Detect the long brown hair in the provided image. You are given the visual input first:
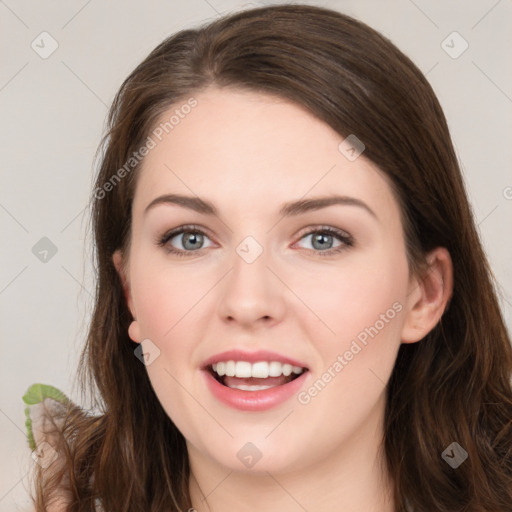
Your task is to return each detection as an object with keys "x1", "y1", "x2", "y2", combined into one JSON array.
[{"x1": 32, "y1": 4, "x2": 512, "y2": 511}]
